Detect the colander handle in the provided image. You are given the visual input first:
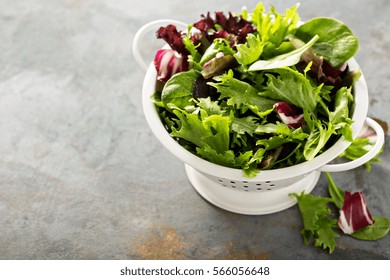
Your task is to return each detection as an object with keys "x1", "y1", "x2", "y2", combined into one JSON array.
[
  {"x1": 132, "y1": 19, "x2": 188, "y2": 73},
  {"x1": 318, "y1": 117, "x2": 385, "y2": 172}
]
